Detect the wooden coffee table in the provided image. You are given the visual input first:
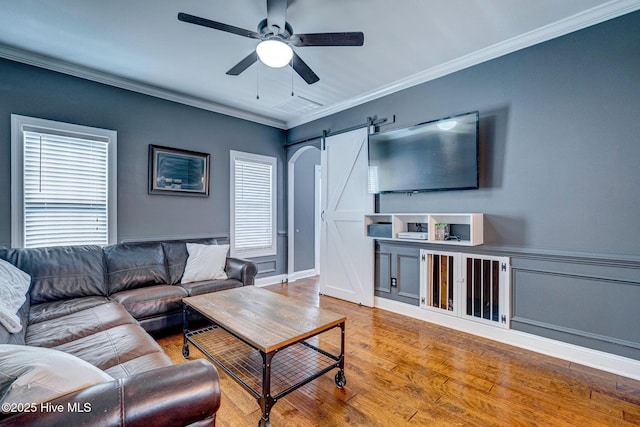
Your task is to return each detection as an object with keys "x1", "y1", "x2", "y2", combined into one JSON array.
[{"x1": 182, "y1": 286, "x2": 347, "y2": 427}]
